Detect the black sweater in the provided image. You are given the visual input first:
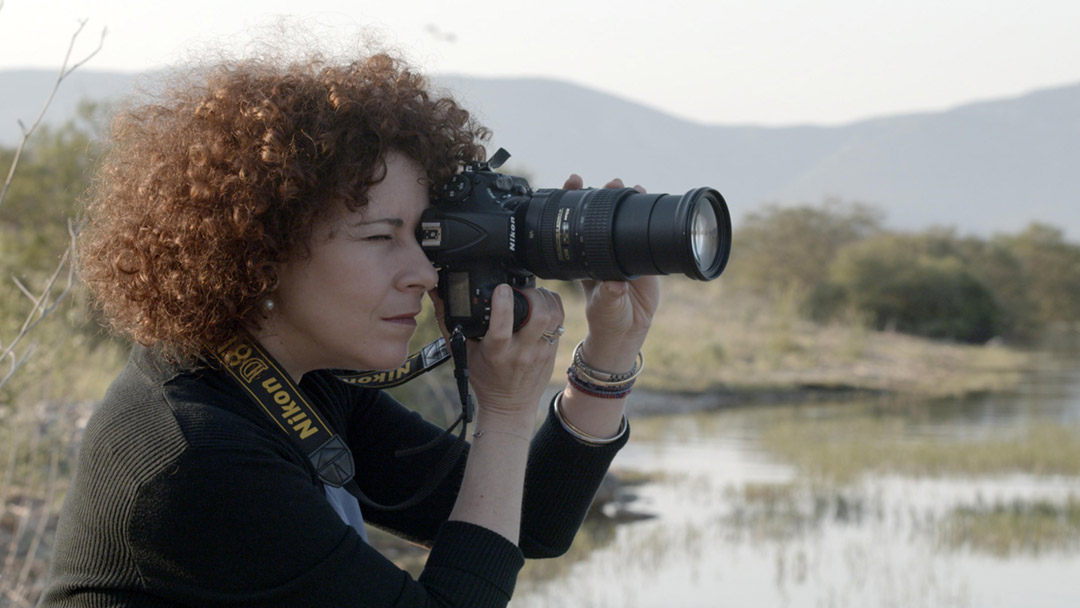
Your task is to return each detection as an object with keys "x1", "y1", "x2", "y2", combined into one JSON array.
[{"x1": 42, "y1": 345, "x2": 626, "y2": 607}]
